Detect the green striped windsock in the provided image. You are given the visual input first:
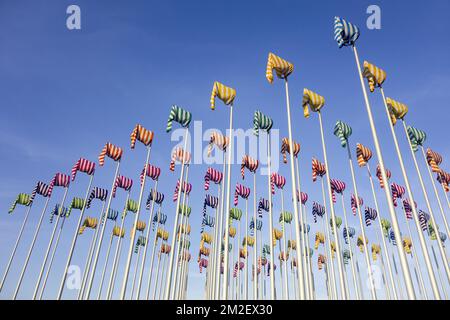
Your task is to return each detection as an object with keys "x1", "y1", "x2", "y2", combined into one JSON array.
[
  {"x1": 67, "y1": 197, "x2": 85, "y2": 217},
  {"x1": 333, "y1": 120, "x2": 353, "y2": 148},
  {"x1": 407, "y1": 126, "x2": 427, "y2": 152},
  {"x1": 8, "y1": 193, "x2": 31, "y2": 214},
  {"x1": 166, "y1": 105, "x2": 192, "y2": 132},
  {"x1": 253, "y1": 111, "x2": 273, "y2": 136}
]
